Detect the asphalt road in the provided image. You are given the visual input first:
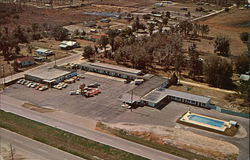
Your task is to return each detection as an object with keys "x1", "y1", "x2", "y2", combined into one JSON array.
[
  {"x1": 0, "y1": 94, "x2": 185, "y2": 160},
  {"x1": 0, "y1": 128, "x2": 85, "y2": 160}
]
